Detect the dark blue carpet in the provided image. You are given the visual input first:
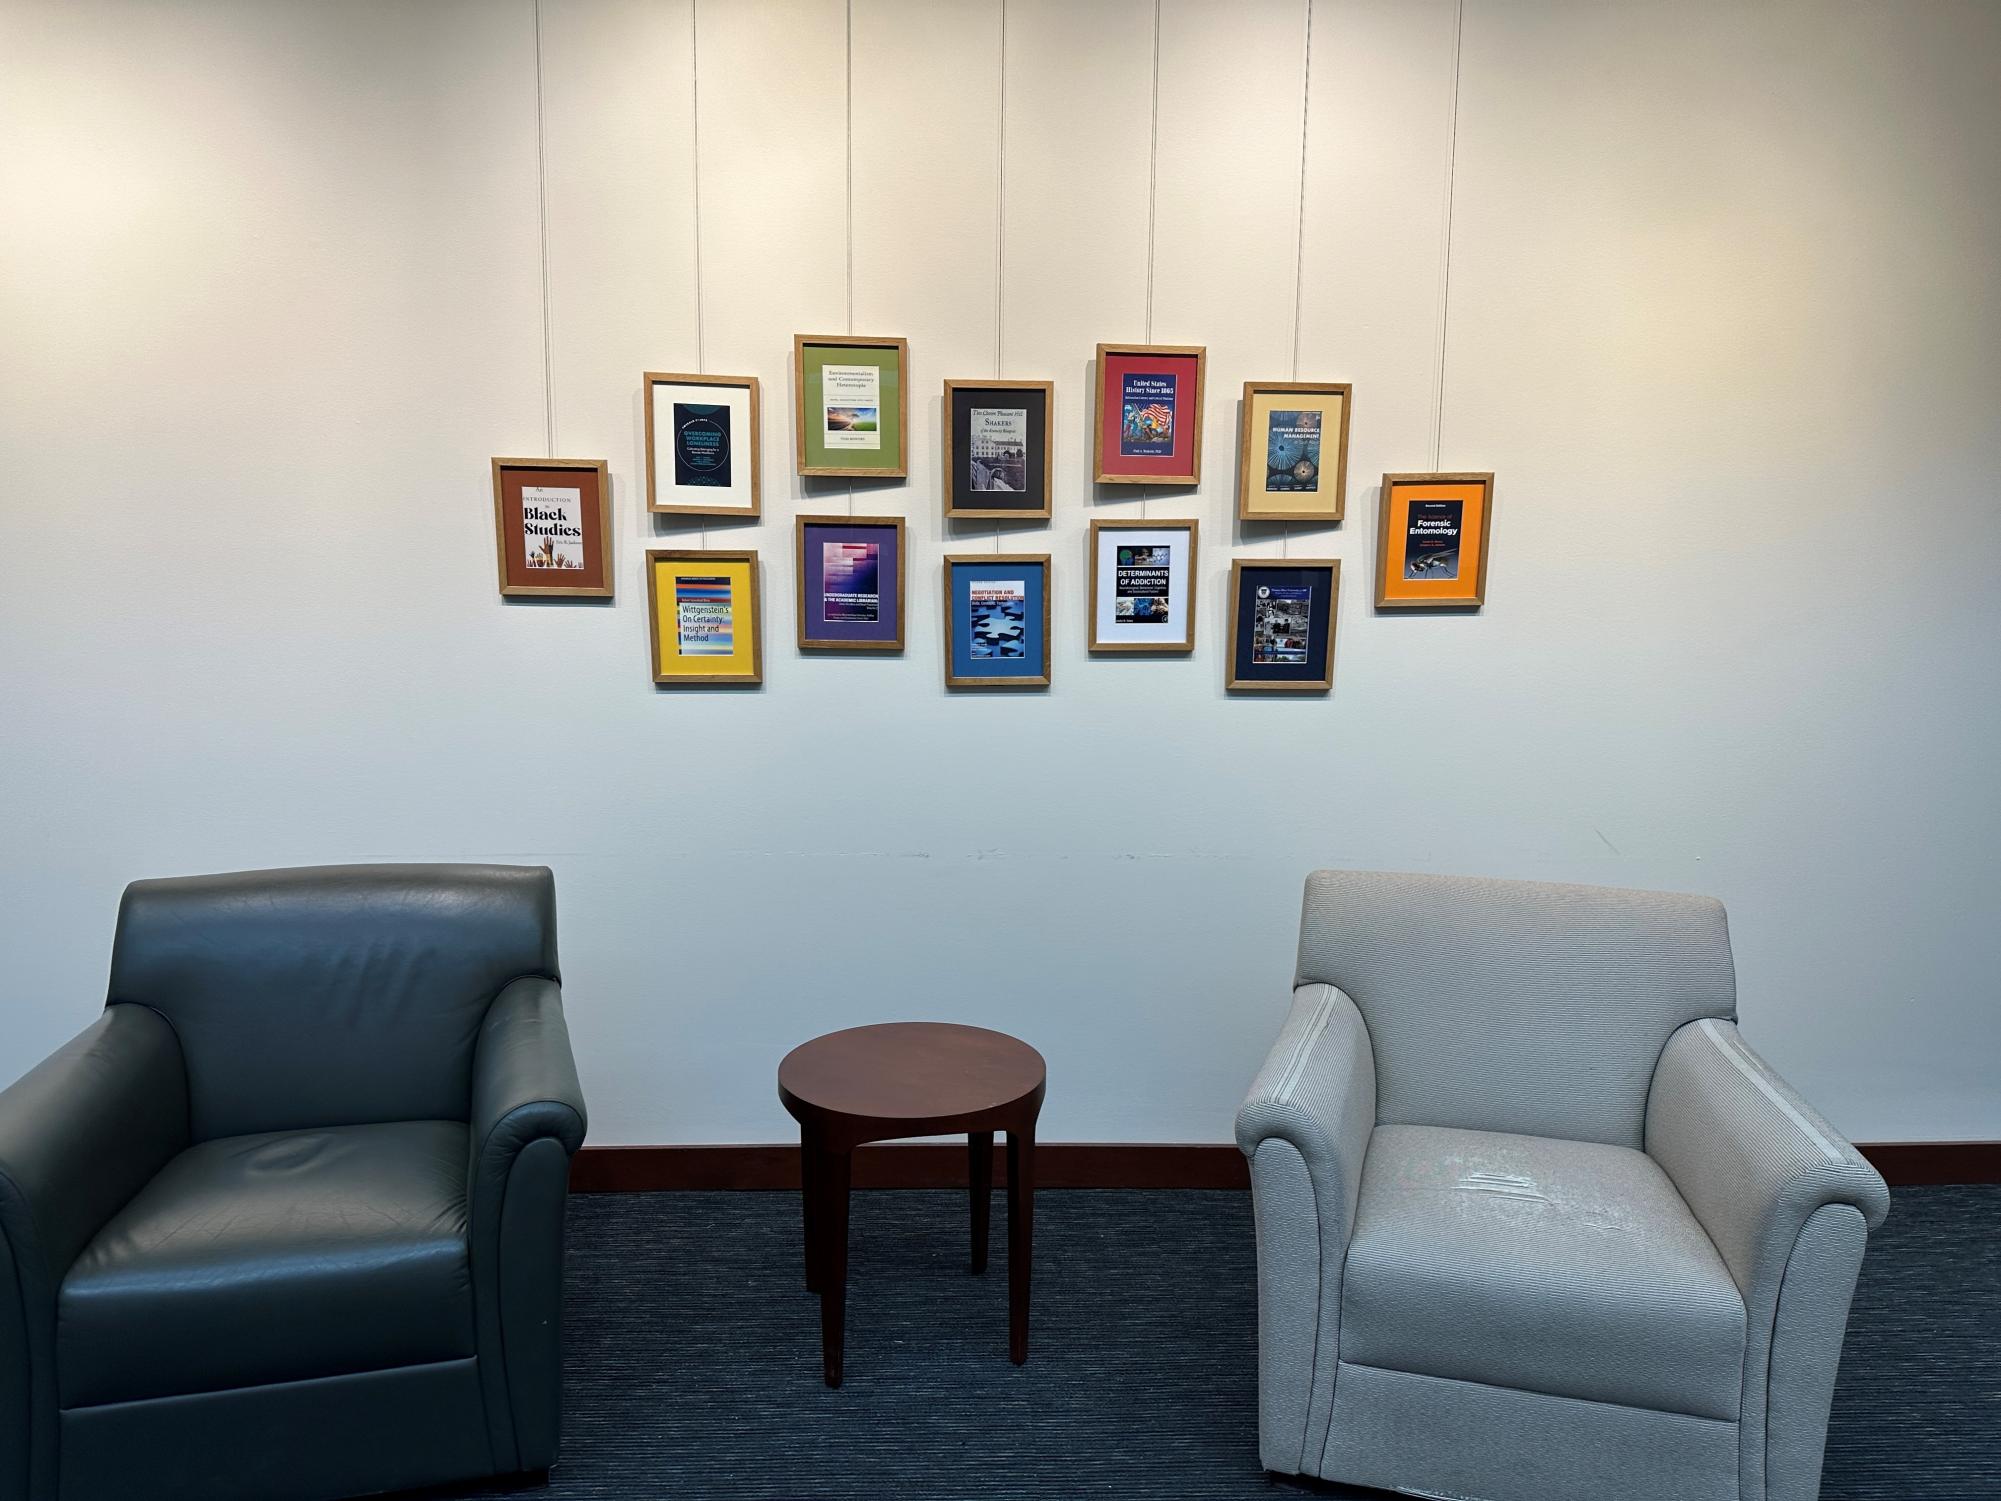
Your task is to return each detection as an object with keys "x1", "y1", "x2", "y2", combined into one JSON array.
[{"x1": 452, "y1": 1185, "x2": 1998, "y2": 1500}]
